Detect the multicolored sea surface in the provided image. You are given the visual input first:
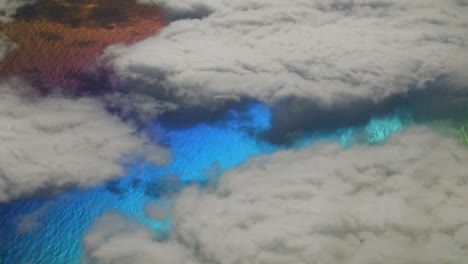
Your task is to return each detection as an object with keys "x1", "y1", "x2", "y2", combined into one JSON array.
[
  {"x1": 0, "y1": 1, "x2": 467, "y2": 263},
  {"x1": 0, "y1": 0, "x2": 165, "y2": 93}
]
